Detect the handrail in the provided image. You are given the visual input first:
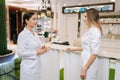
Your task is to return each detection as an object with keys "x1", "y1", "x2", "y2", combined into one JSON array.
[{"x1": 45, "y1": 43, "x2": 120, "y2": 59}]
